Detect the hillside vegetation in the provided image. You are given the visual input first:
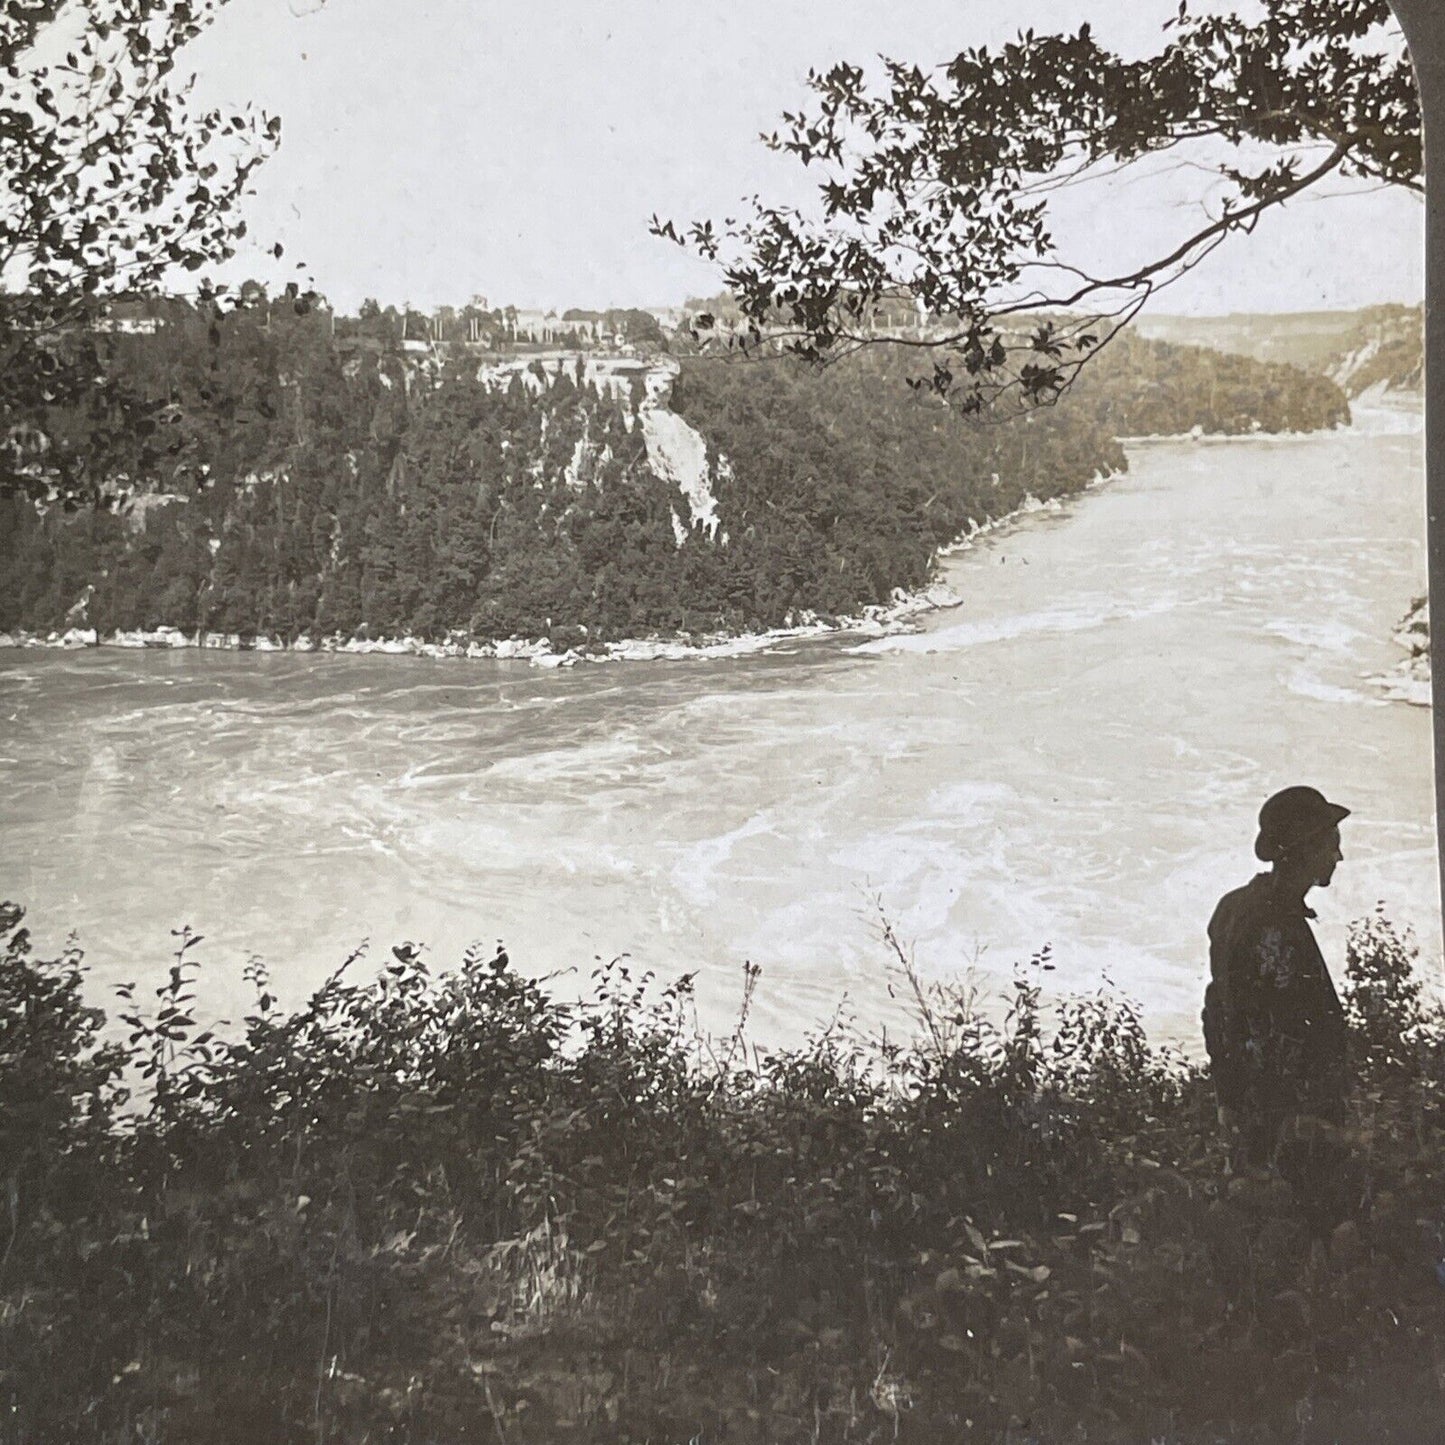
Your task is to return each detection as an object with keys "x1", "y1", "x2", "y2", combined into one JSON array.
[
  {"x1": 3, "y1": 901, "x2": 1442, "y2": 1443},
  {"x1": 0, "y1": 300, "x2": 1346, "y2": 647},
  {"x1": 1136, "y1": 305, "x2": 1423, "y2": 397}
]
